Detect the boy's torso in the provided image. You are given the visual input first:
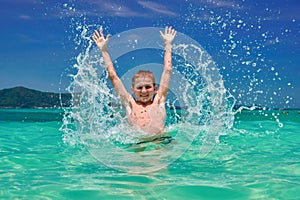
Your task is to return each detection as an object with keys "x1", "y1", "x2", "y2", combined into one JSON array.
[{"x1": 126, "y1": 97, "x2": 166, "y2": 134}]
